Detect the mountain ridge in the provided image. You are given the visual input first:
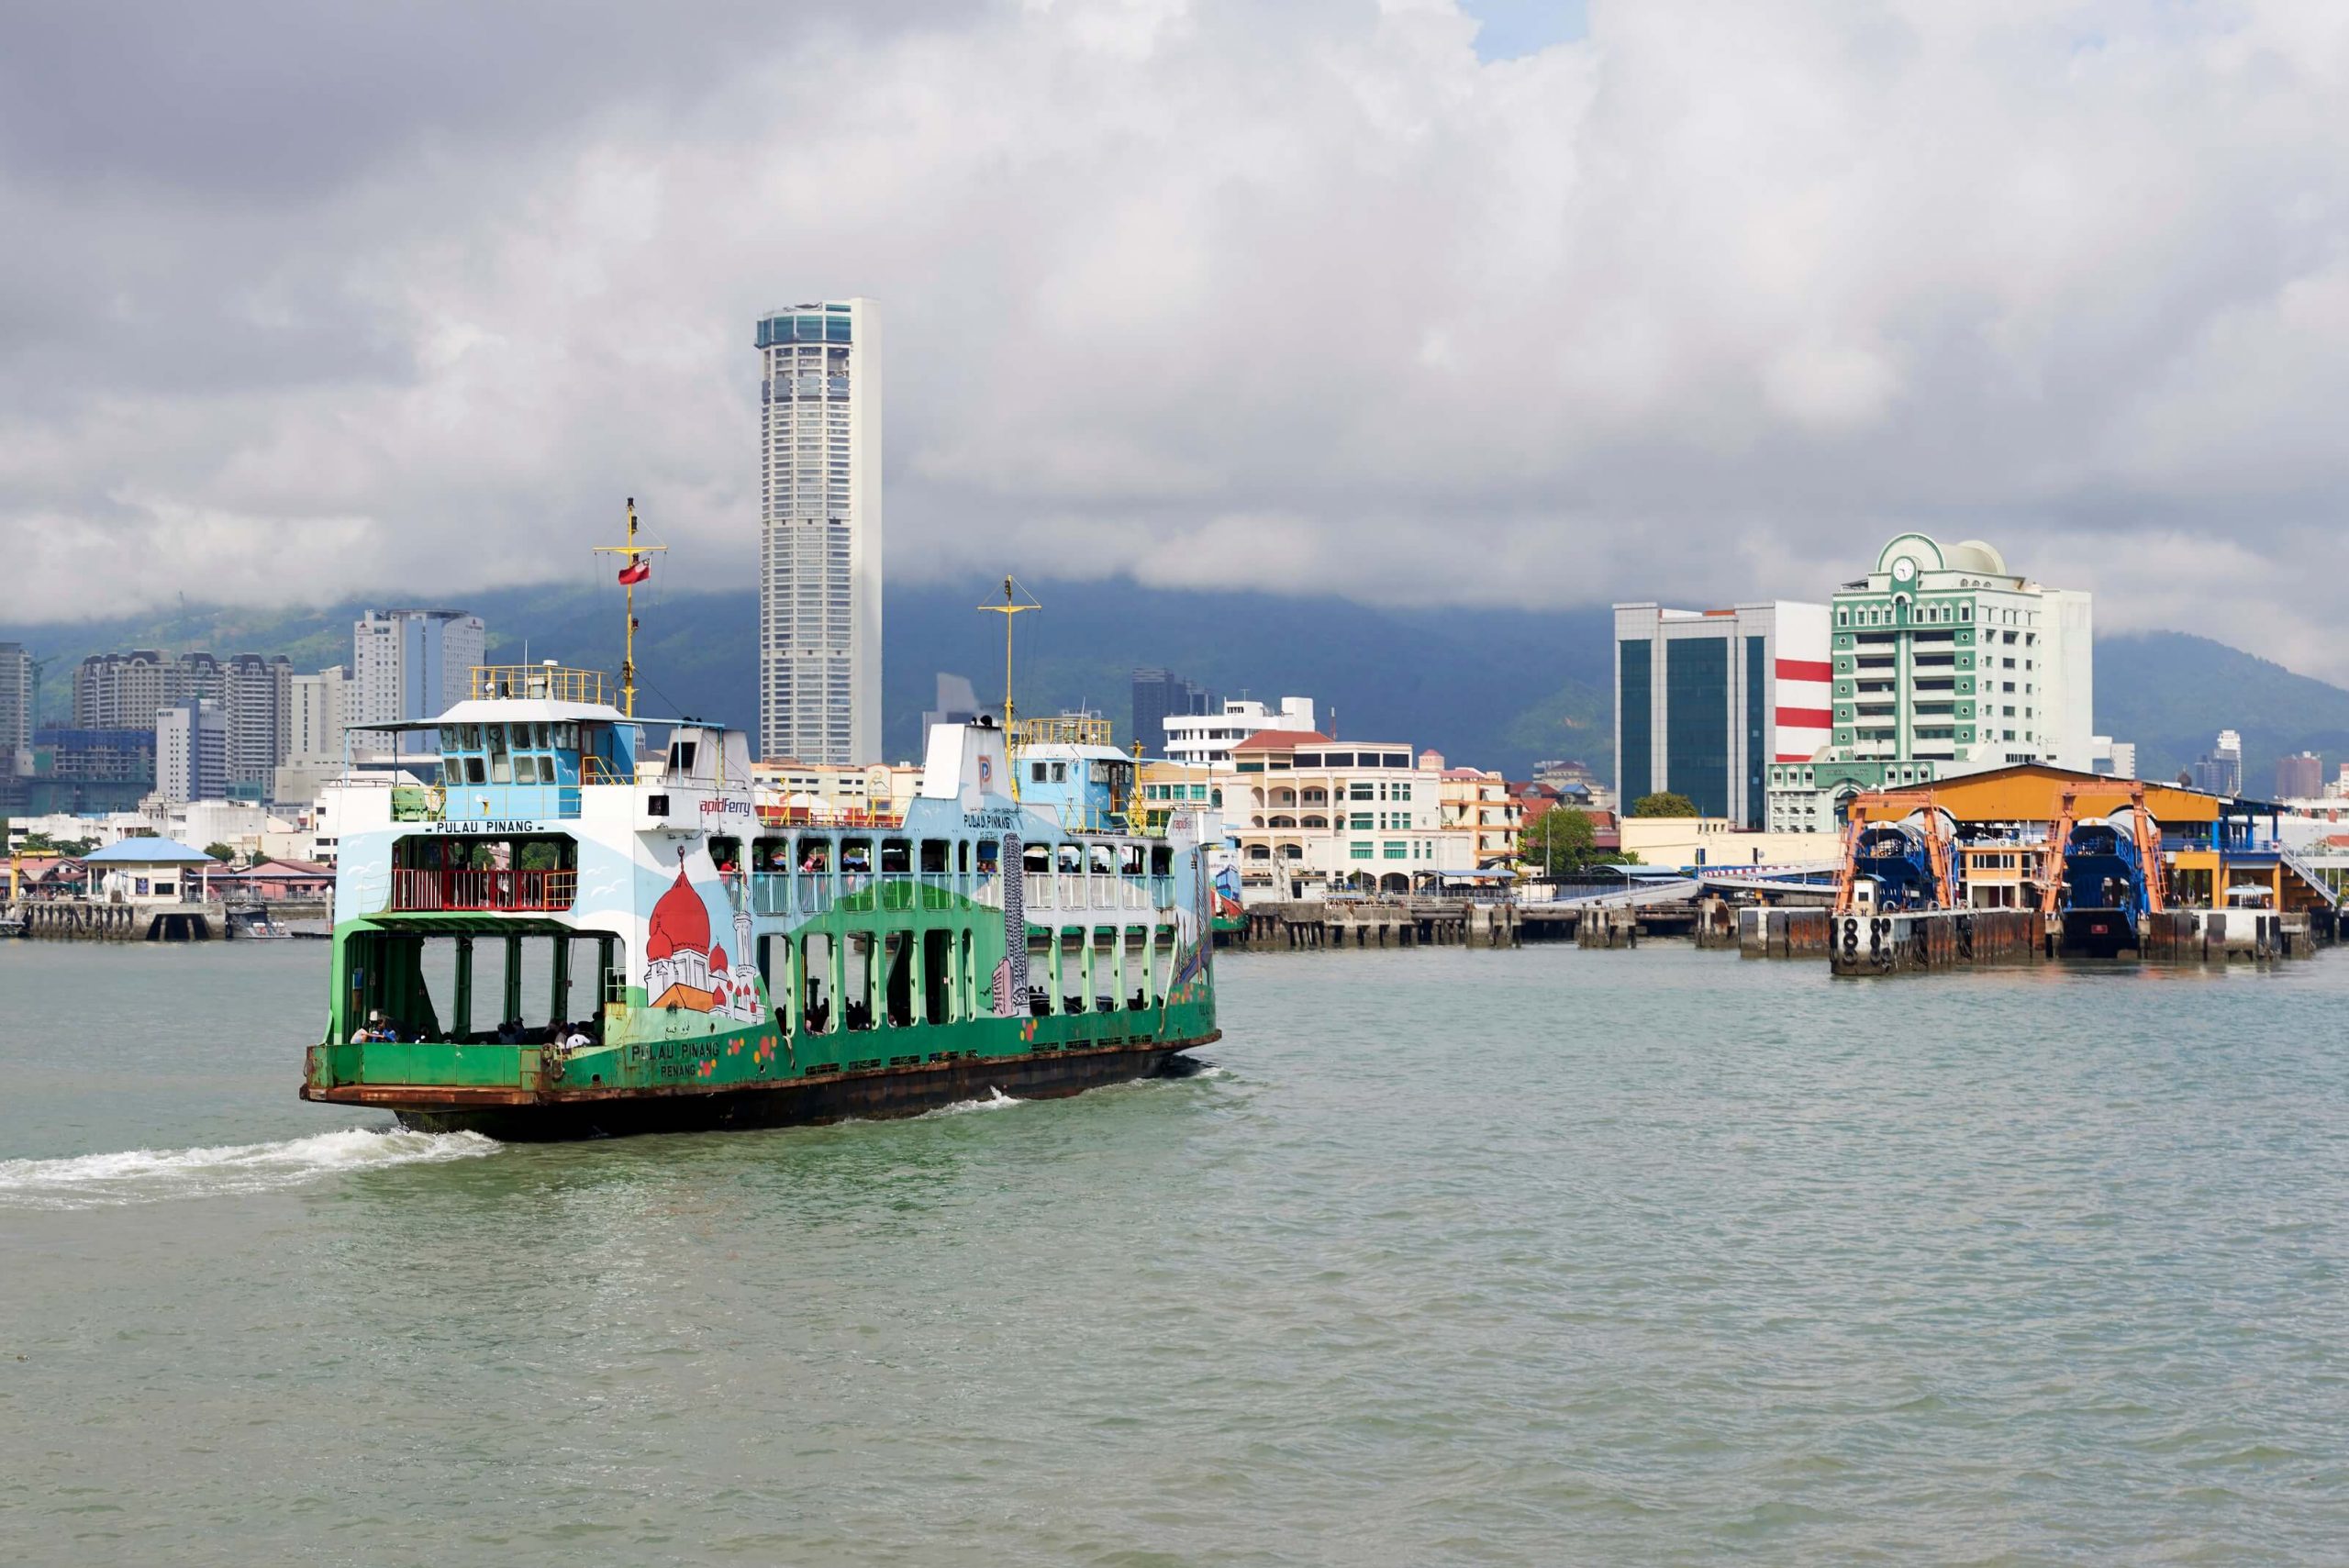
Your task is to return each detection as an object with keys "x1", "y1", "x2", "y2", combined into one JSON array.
[{"x1": 6, "y1": 588, "x2": 2339, "y2": 789}]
